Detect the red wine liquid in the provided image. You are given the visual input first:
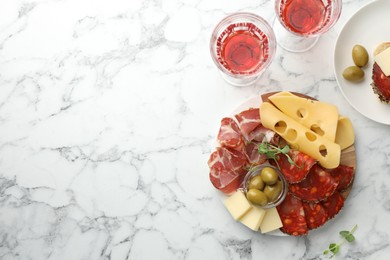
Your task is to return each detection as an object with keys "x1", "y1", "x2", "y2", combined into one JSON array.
[
  {"x1": 216, "y1": 23, "x2": 269, "y2": 75},
  {"x1": 280, "y1": 0, "x2": 330, "y2": 35}
]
